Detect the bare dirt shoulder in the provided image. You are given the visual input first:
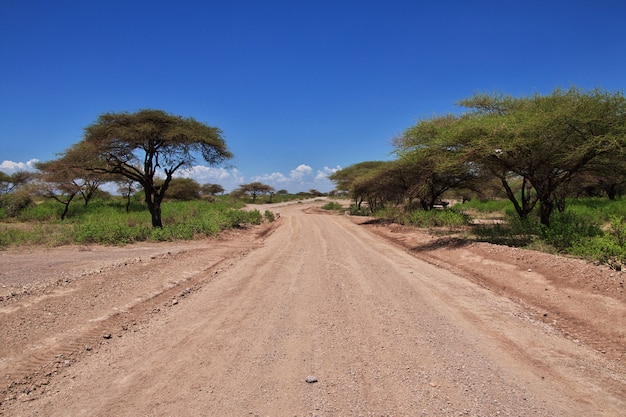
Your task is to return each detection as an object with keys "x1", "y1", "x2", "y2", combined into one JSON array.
[
  {"x1": 0, "y1": 224, "x2": 277, "y2": 407},
  {"x1": 355, "y1": 217, "x2": 626, "y2": 362}
]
